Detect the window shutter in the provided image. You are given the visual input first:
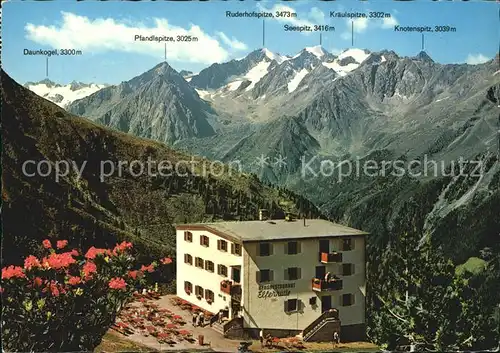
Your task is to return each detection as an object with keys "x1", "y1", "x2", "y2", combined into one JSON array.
[
  {"x1": 284, "y1": 269, "x2": 289, "y2": 280},
  {"x1": 270, "y1": 270, "x2": 274, "y2": 281},
  {"x1": 256, "y1": 271, "x2": 261, "y2": 283},
  {"x1": 231, "y1": 243, "x2": 235, "y2": 254},
  {"x1": 297, "y1": 267, "x2": 302, "y2": 279},
  {"x1": 351, "y1": 264, "x2": 355, "y2": 275},
  {"x1": 284, "y1": 300, "x2": 288, "y2": 312},
  {"x1": 297, "y1": 242, "x2": 302, "y2": 254},
  {"x1": 269, "y1": 243, "x2": 273, "y2": 256},
  {"x1": 284, "y1": 243, "x2": 289, "y2": 255},
  {"x1": 217, "y1": 240, "x2": 221, "y2": 250}
]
